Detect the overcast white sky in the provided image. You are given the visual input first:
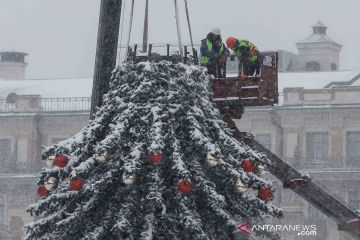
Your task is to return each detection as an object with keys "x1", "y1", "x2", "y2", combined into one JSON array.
[{"x1": 1, "y1": 0, "x2": 360, "y2": 79}]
